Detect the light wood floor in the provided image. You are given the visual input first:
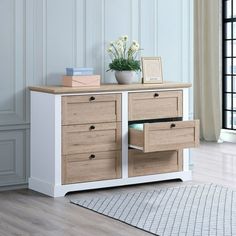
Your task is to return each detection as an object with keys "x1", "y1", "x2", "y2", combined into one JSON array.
[
  {"x1": 192, "y1": 142, "x2": 236, "y2": 190},
  {"x1": 1, "y1": 142, "x2": 236, "y2": 236}
]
